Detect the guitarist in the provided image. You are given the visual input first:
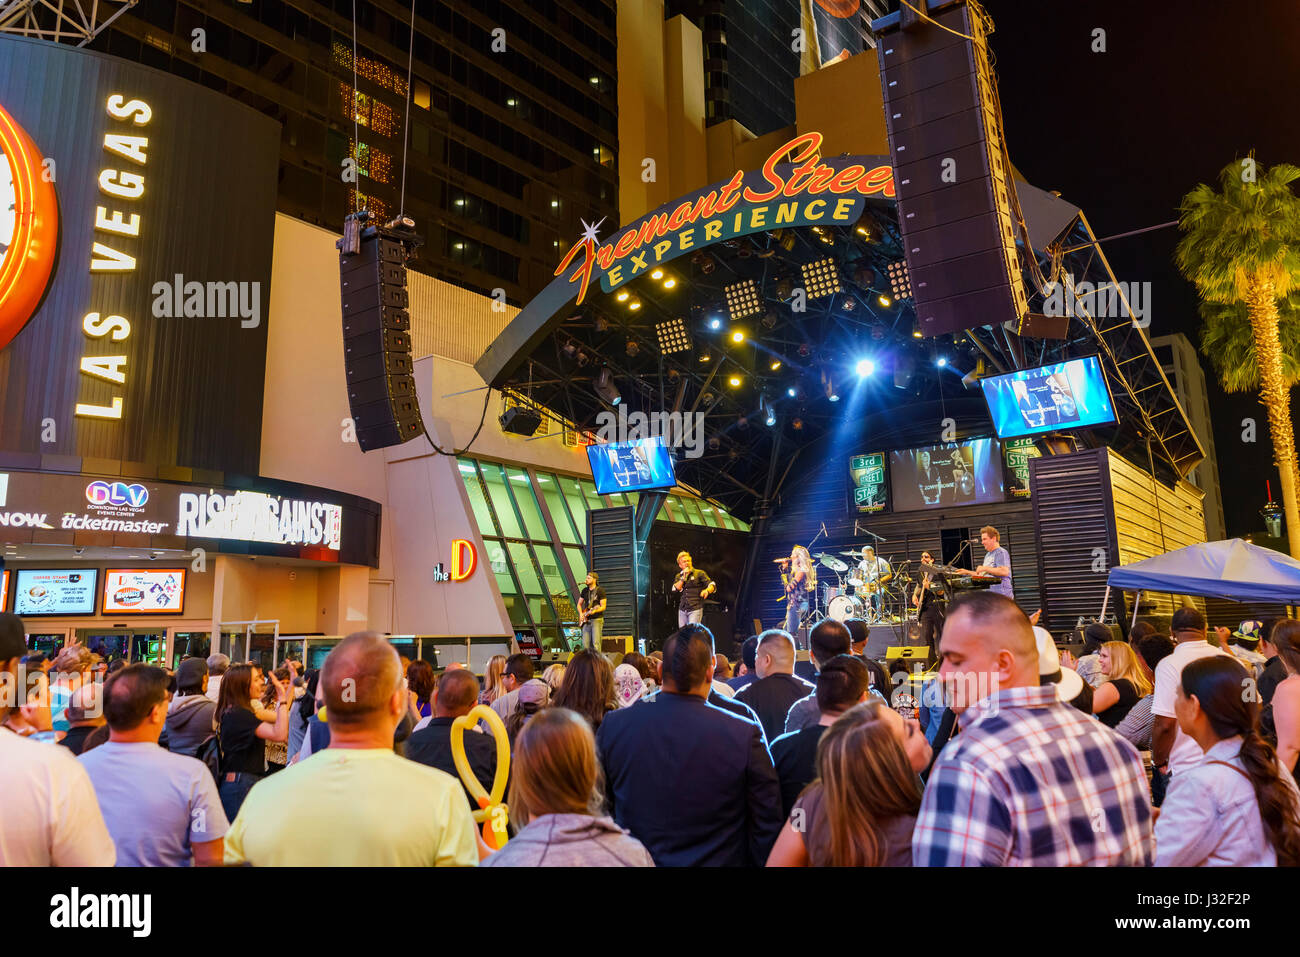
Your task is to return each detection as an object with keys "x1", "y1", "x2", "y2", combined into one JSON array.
[{"x1": 577, "y1": 572, "x2": 607, "y2": 653}]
